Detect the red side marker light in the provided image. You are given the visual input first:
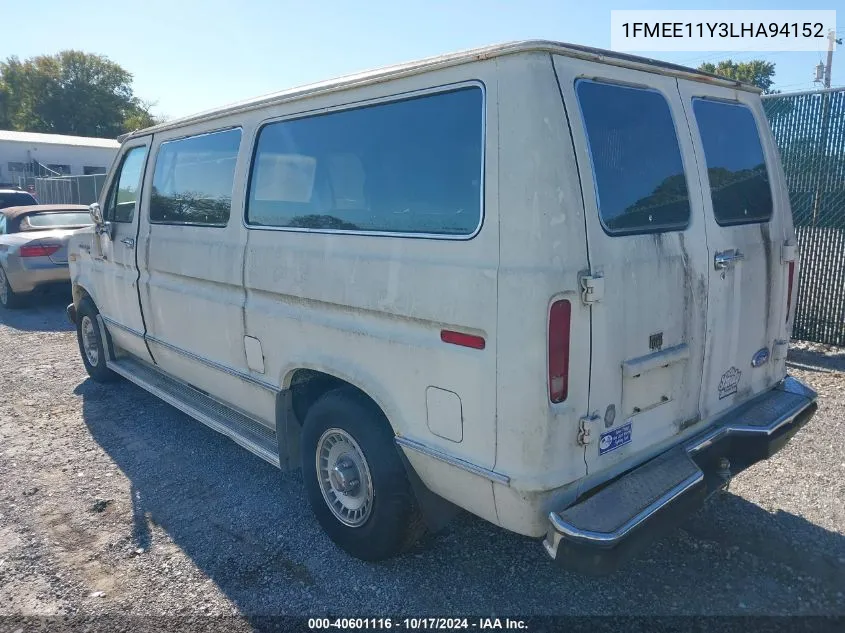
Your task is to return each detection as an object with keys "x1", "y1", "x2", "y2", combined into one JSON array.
[{"x1": 441, "y1": 330, "x2": 485, "y2": 350}]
